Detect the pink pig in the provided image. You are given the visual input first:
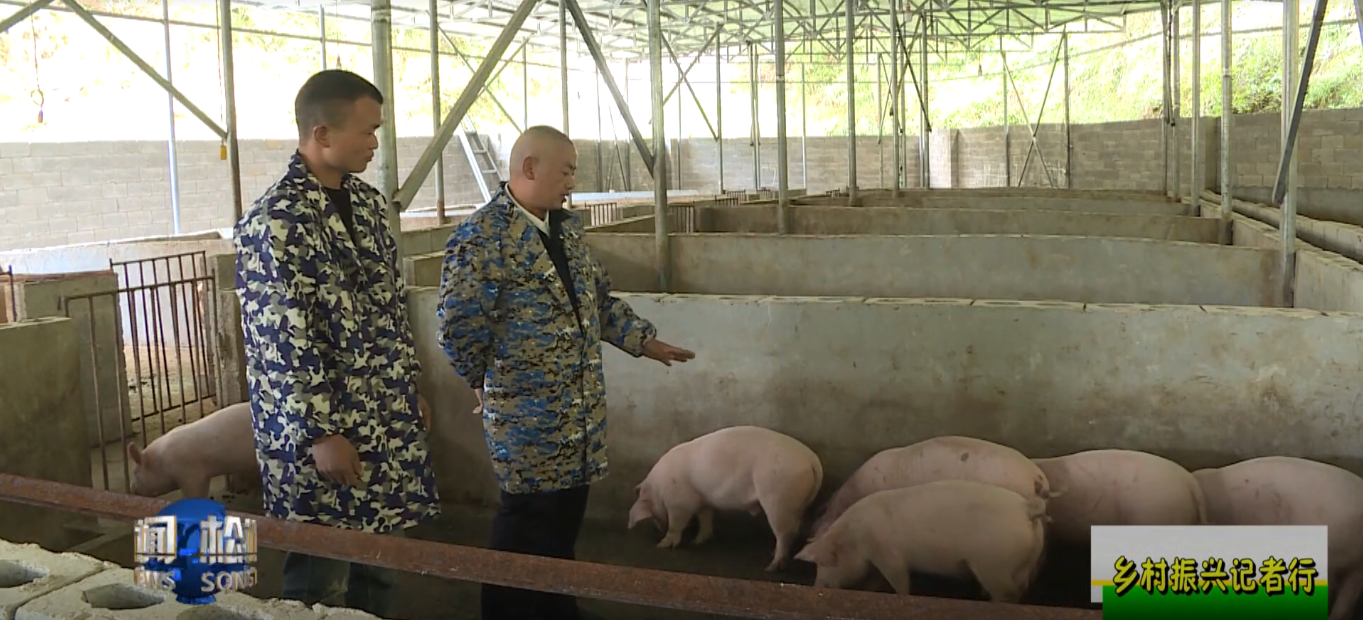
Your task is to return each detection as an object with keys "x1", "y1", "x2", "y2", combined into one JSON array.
[
  {"x1": 1193, "y1": 456, "x2": 1363, "y2": 620},
  {"x1": 628, "y1": 425, "x2": 824, "y2": 572},
  {"x1": 125, "y1": 402, "x2": 260, "y2": 498},
  {"x1": 1032, "y1": 449, "x2": 1207, "y2": 544},
  {"x1": 794, "y1": 479, "x2": 1050, "y2": 602},
  {"x1": 809, "y1": 435, "x2": 1053, "y2": 542}
]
